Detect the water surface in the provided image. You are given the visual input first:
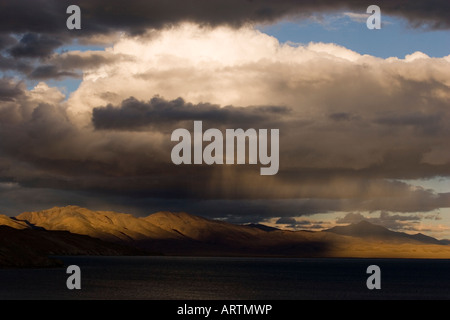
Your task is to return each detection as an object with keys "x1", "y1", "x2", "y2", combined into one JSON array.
[{"x1": 0, "y1": 256, "x2": 448, "y2": 300}]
